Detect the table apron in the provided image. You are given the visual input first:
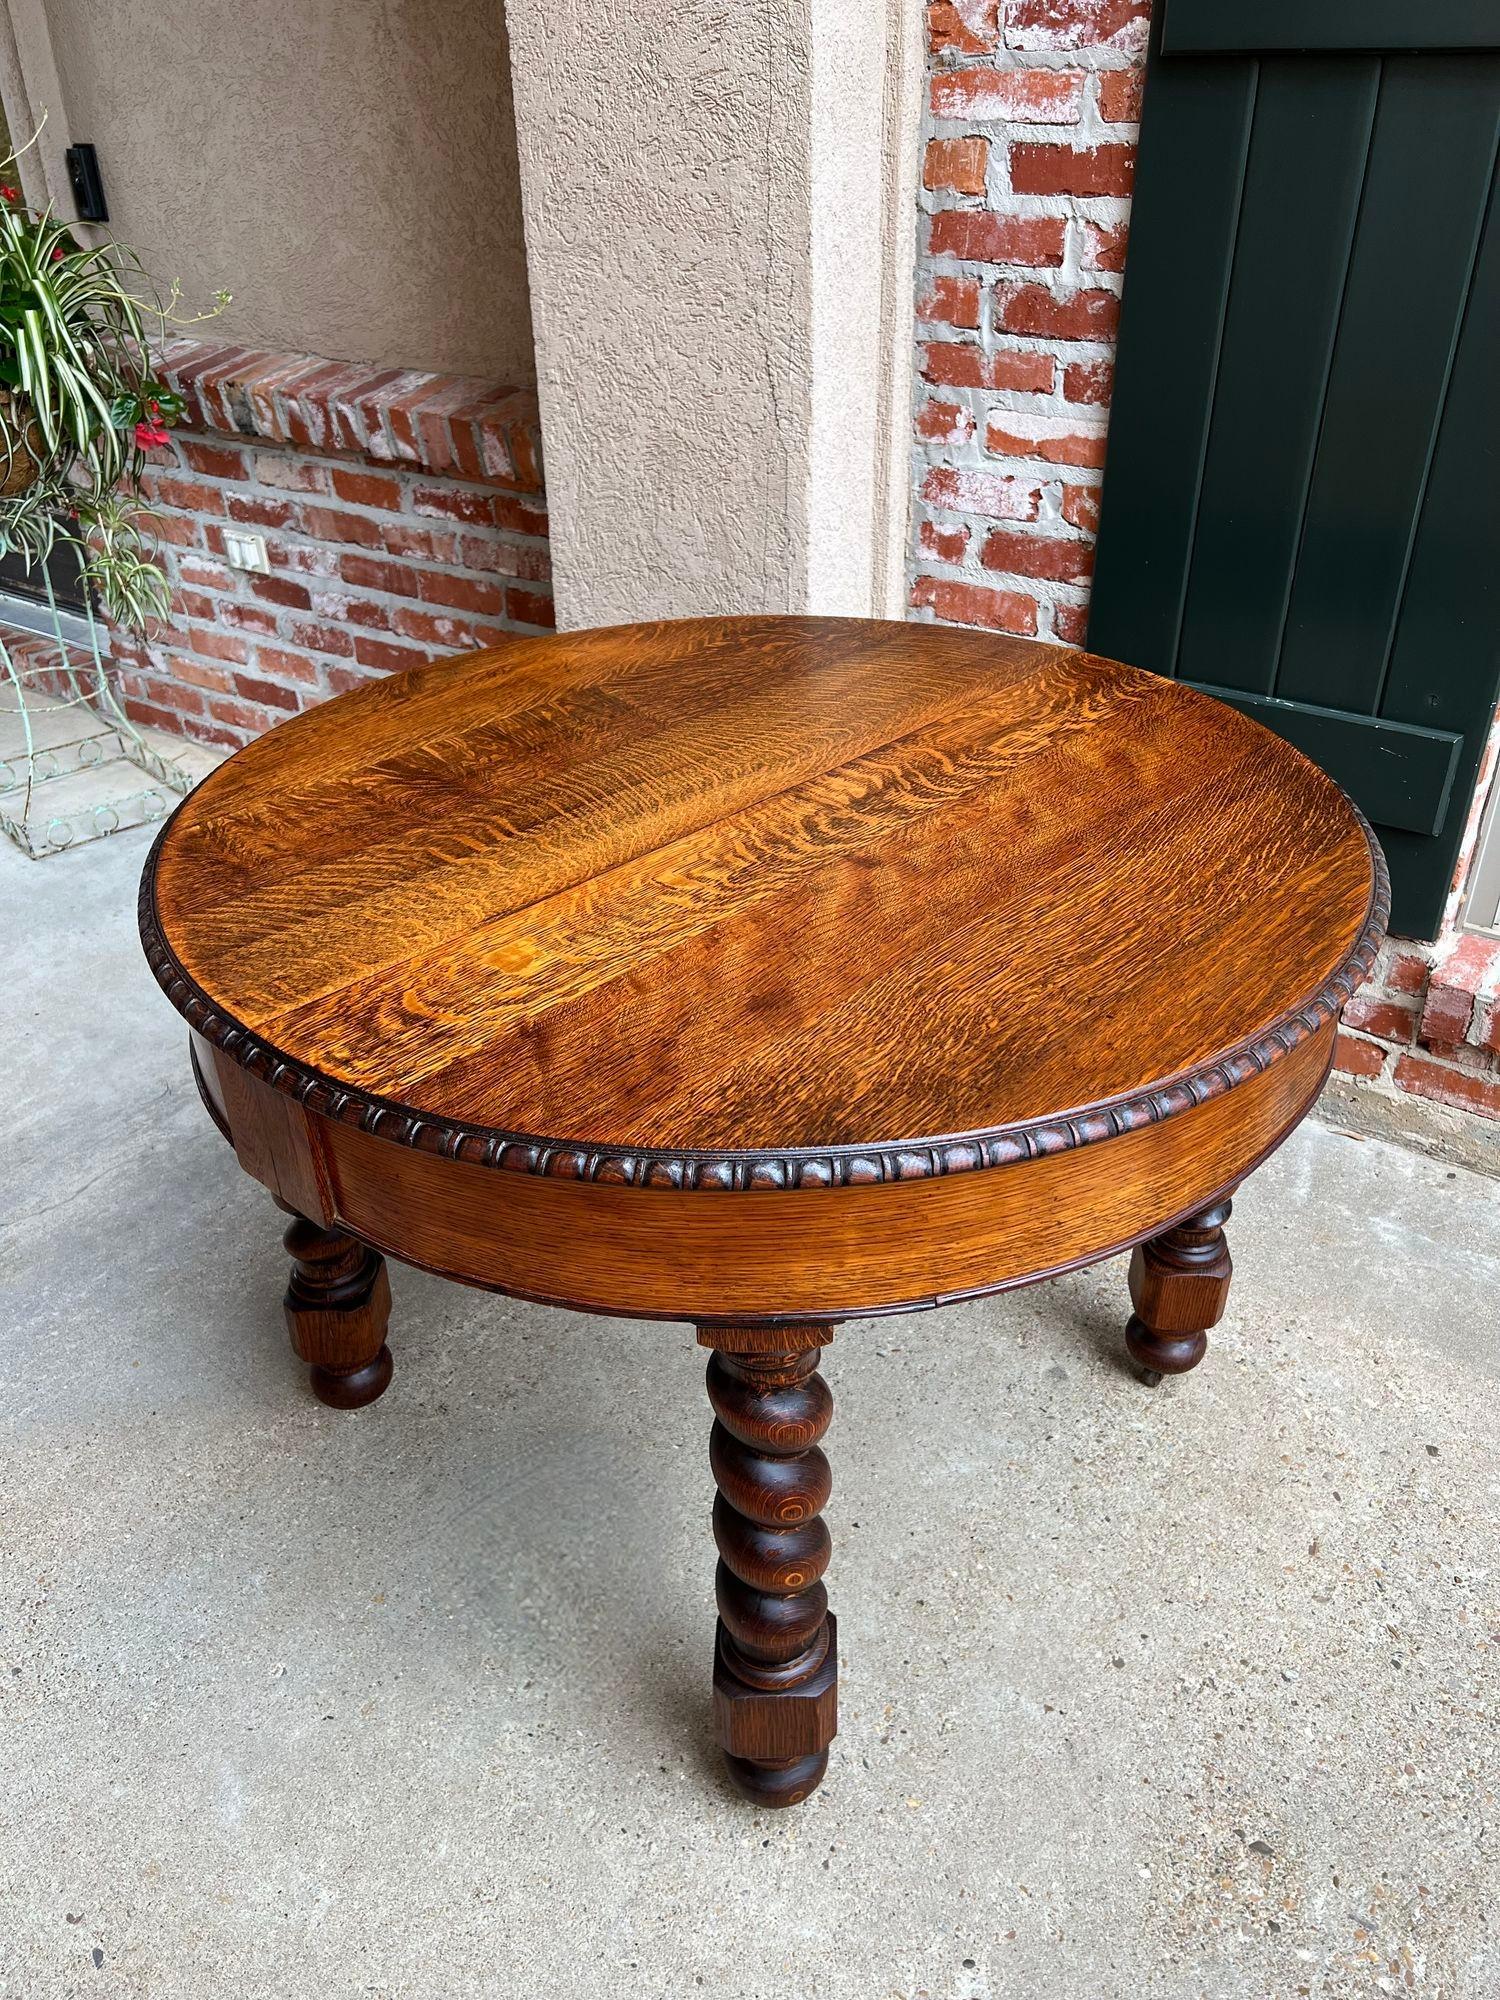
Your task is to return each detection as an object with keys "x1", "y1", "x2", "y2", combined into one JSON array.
[{"x1": 194, "y1": 1020, "x2": 1334, "y2": 1324}]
